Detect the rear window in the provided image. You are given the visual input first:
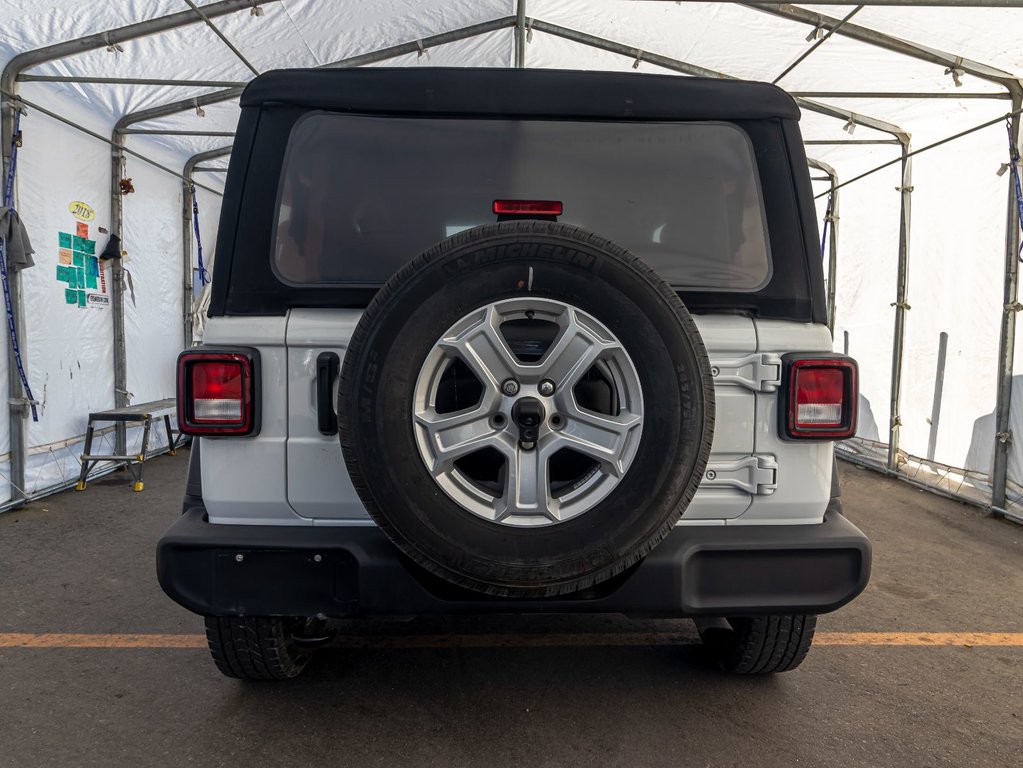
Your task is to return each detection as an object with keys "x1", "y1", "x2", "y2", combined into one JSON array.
[{"x1": 272, "y1": 114, "x2": 771, "y2": 291}]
